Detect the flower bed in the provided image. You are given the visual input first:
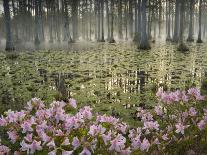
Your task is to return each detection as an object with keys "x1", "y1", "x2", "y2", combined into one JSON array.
[{"x1": 0, "y1": 88, "x2": 207, "y2": 154}]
